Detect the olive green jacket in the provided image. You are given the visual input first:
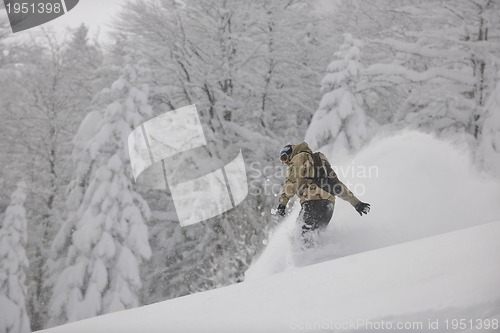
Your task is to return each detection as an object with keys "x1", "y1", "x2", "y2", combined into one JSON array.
[{"x1": 278, "y1": 142, "x2": 361, "y2": 207}]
